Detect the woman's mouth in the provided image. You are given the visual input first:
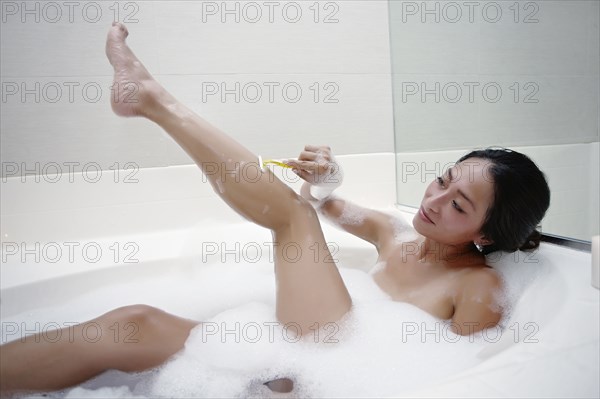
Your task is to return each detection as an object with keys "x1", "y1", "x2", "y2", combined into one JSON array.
[{"x1": 419, "y1": 206, "x2": 435, "y2": 224}]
